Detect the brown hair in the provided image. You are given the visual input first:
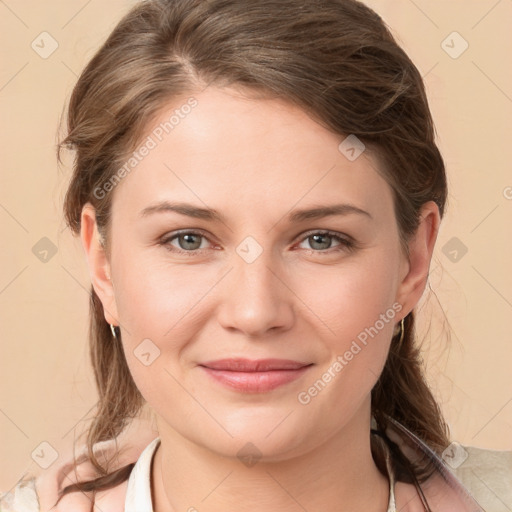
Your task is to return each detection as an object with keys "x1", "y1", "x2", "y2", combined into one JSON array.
[{"x1": 57, "y1": 0, "x2": 450, "y2": 504}]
